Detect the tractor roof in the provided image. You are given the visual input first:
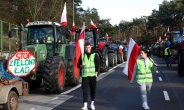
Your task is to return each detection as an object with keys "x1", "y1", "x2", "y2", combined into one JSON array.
[{"x1": 25, "y1": 21, "x2": 60, "y2": 27}]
